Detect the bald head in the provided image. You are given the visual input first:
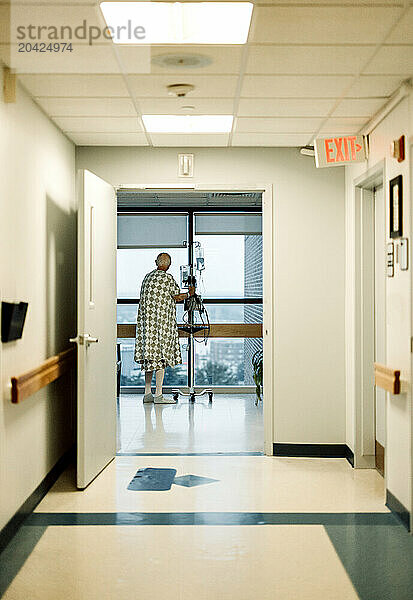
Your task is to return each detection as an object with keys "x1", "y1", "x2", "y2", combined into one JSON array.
[{"x1": 156, "y1": 252, "x2": 171, "y2": 271}]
